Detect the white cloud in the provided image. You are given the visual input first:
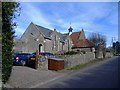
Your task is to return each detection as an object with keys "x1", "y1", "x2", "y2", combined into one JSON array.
[
  {"x1": 21, "y1": 3, "x2": 53, "y2": 29},
  {"x1": 15, "y1": 2, "x2": 55, "y2": 37},
  {"x1": 15, "y1": 26, "x2": 25, "y2": 38},
  {"x1": 57, "y1": 19, "x2": 63, "y2": 23},
  {"x1": 15, "y1": 2, "x2": 118, "y2": 46},
  {"x1": 74, "y1": 3, "x2": 112, "y2": 21},
  {"x1": 49, "y1": 2, "x2": 118, "y2": 34}
]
